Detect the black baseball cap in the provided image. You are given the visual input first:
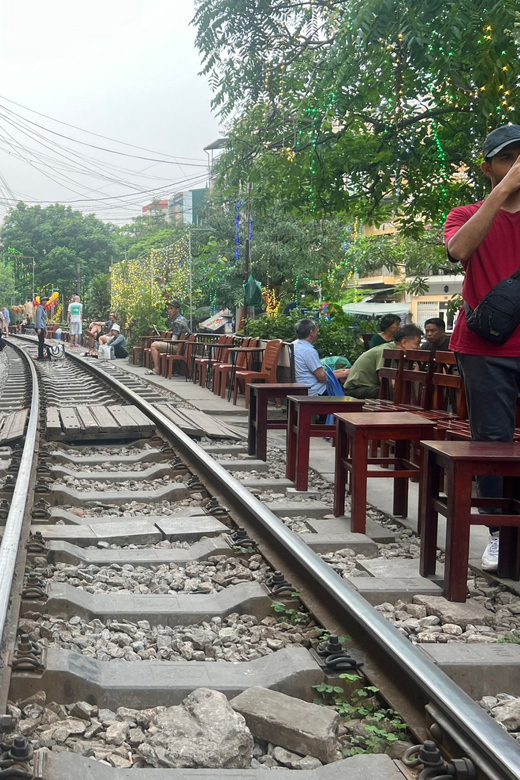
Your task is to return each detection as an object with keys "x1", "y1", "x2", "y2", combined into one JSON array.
[{"x1": 483, "y1": 124, "x2": 520, "y2": 159}]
